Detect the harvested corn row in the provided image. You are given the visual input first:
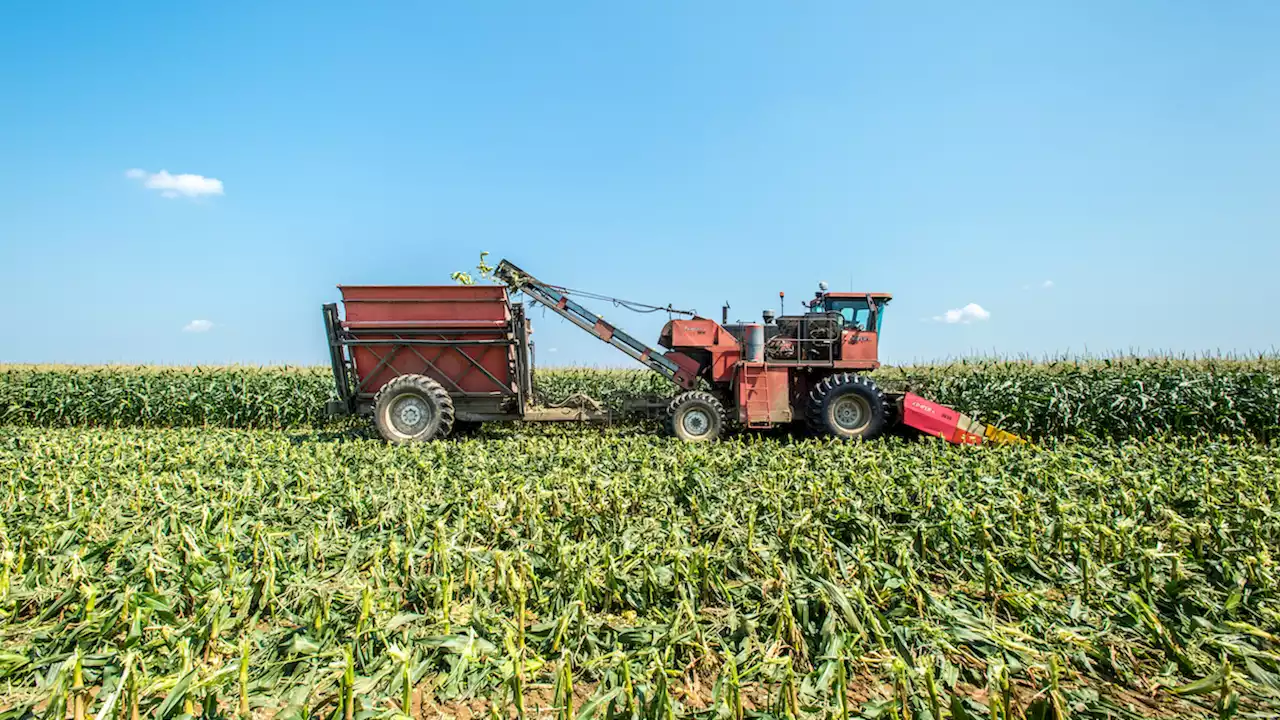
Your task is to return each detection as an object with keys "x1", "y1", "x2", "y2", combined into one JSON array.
[{"x1": 0, "y1": 425, "x2": 1277, "y2": 717}]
